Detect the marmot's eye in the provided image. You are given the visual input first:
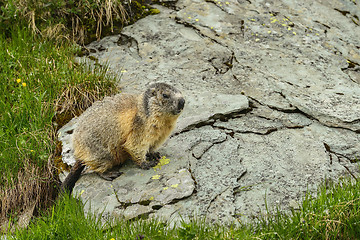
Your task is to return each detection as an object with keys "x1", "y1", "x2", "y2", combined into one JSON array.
[{"x1": 162, "y1": 93, "x2": 169, "y2": 99}]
